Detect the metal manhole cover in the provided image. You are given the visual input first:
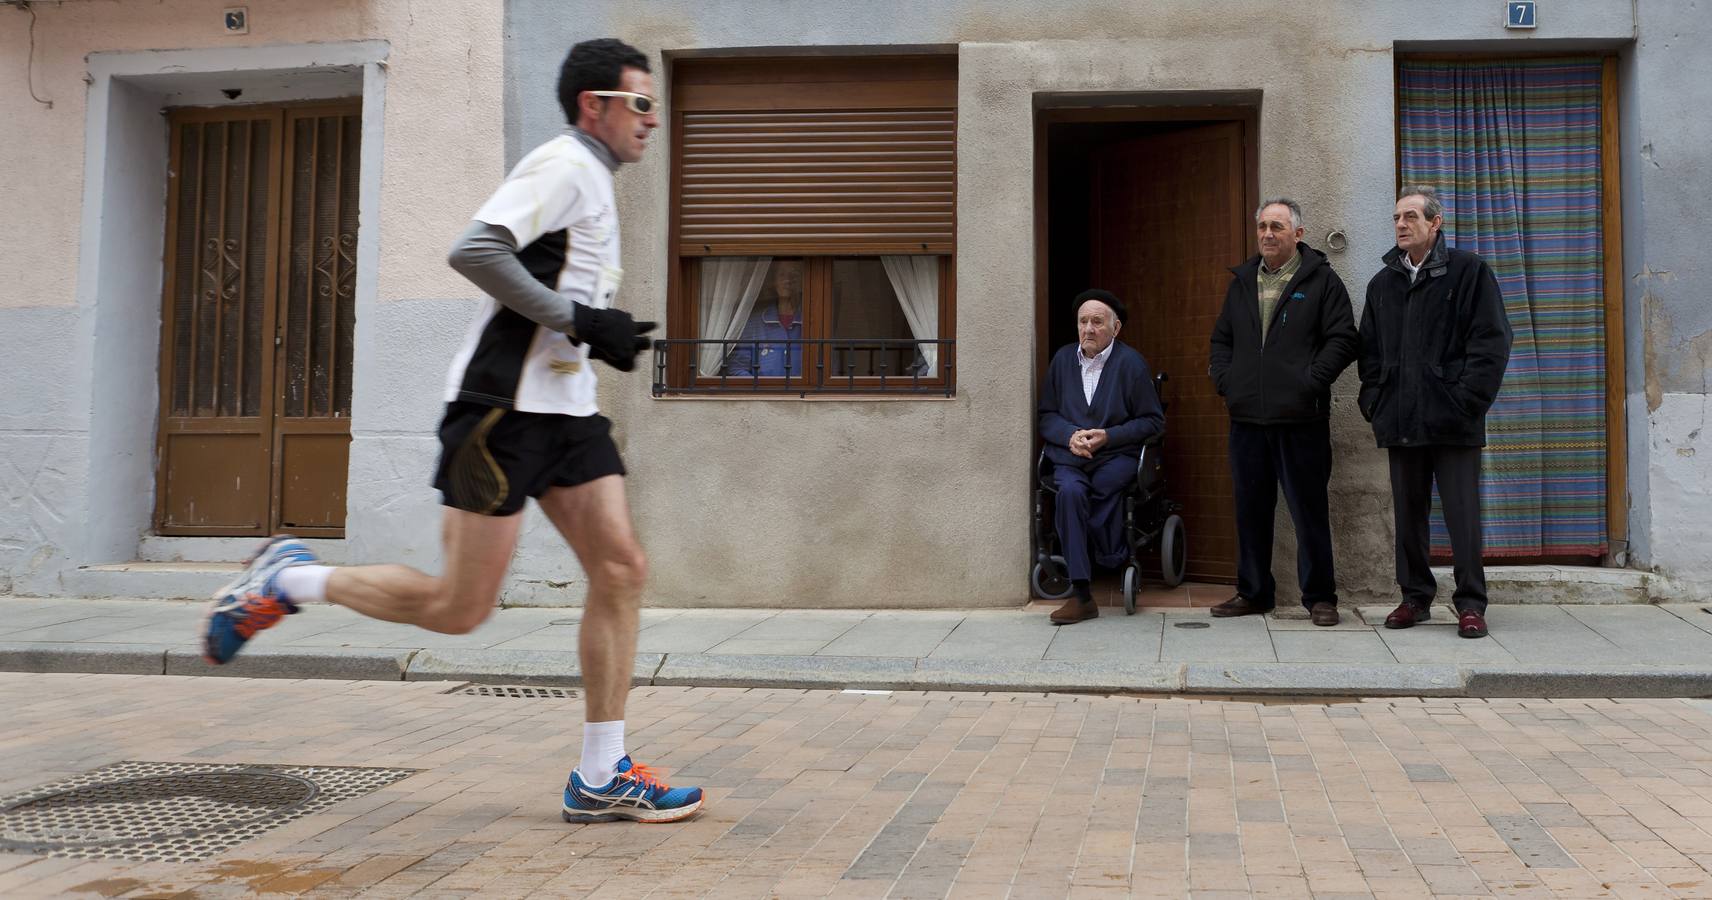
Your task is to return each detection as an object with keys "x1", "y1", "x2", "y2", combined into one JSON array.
[
  {"x1": 0, "y1": 762, "x2": 415, "y2": 862},
  {"x1": 452, "y1": 684, "x2": 577, "y2": 699}
]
